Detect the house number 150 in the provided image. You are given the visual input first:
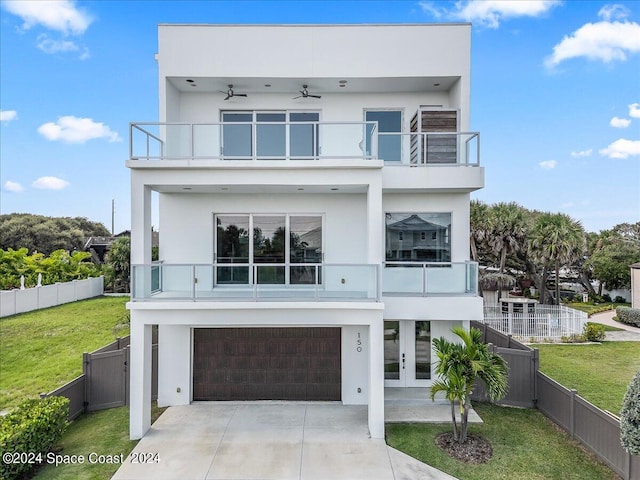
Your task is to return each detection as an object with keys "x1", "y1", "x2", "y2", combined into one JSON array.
[{"x1": 356, "y1": 332, "x2": 363, "y2": 352}]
